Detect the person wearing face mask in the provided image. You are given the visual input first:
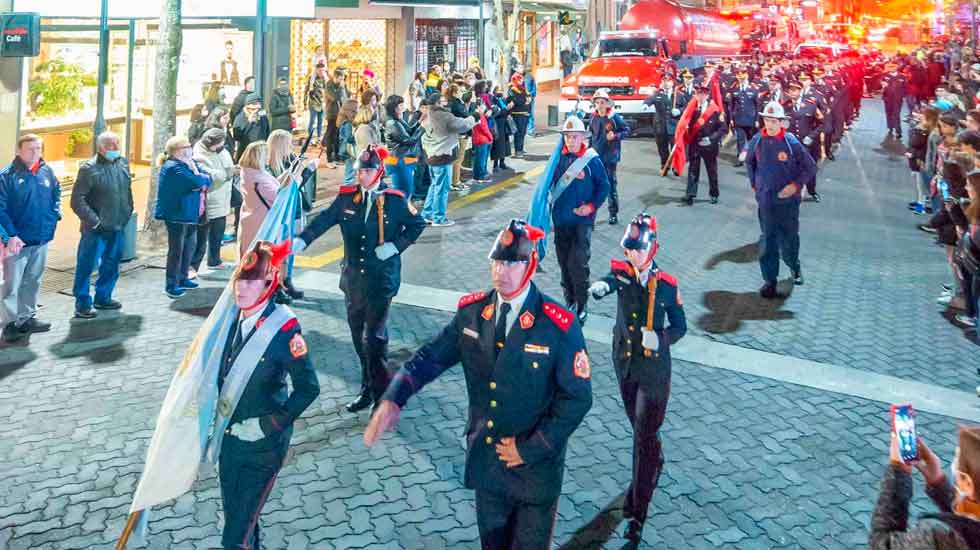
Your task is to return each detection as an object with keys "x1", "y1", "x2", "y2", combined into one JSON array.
[
  {"x1": 883, "y1": 63, "x2": 908, "y2": 141},
  {"x1": 217, "y1": 239, "x2": 319, "y2": 550},
  {"x1": 0, "y1": 134, "x2": 60, "y2": 342},
  {"x1": 190, "y1": 129, "x2": 236, "y2": 276},
  {"x1": 365, "y1": 219, "x2": 592, "y2": 550},
  {"x1": 154, "y1": 136, "x2": 212, "y2": 299},
  {"x1": 588, "y1": 213, "x2": 685, "y2": 549},
  {"x1": 70, "y1": 131, "x2": 134, "y2": 319},
  {"x1": 293, "y1": 145, "x2": 426, "y2": 413},
  {"x1": 870, "y1": 425, "x2": 980, "y2": 549}
]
